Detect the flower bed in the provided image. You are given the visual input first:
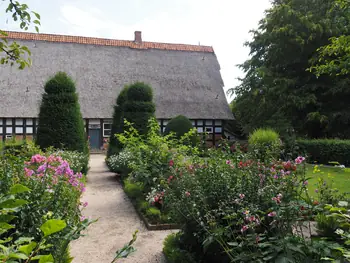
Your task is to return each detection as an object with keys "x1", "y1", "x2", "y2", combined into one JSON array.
[{"x1": 0, "y1": 146, "x2": 93, "y2": 261}]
